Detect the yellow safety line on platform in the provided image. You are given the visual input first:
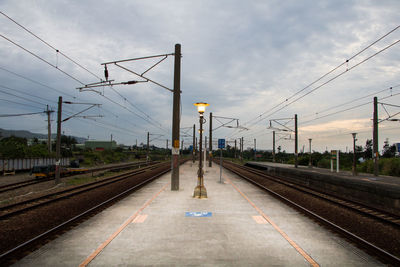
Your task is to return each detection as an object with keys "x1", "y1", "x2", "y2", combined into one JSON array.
[
  {"x1": 132, "y1": 214, "x2": 148, "y2": 223},
  {"x1": 252, "y1": 215, "x2": 268, "y2": 224},
  {"x1": 79, "y1": 183, "x2": 169, "y2": 267},
  {"x1": 226, "y1": 178, "x2": 320, "y2": 267}
]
